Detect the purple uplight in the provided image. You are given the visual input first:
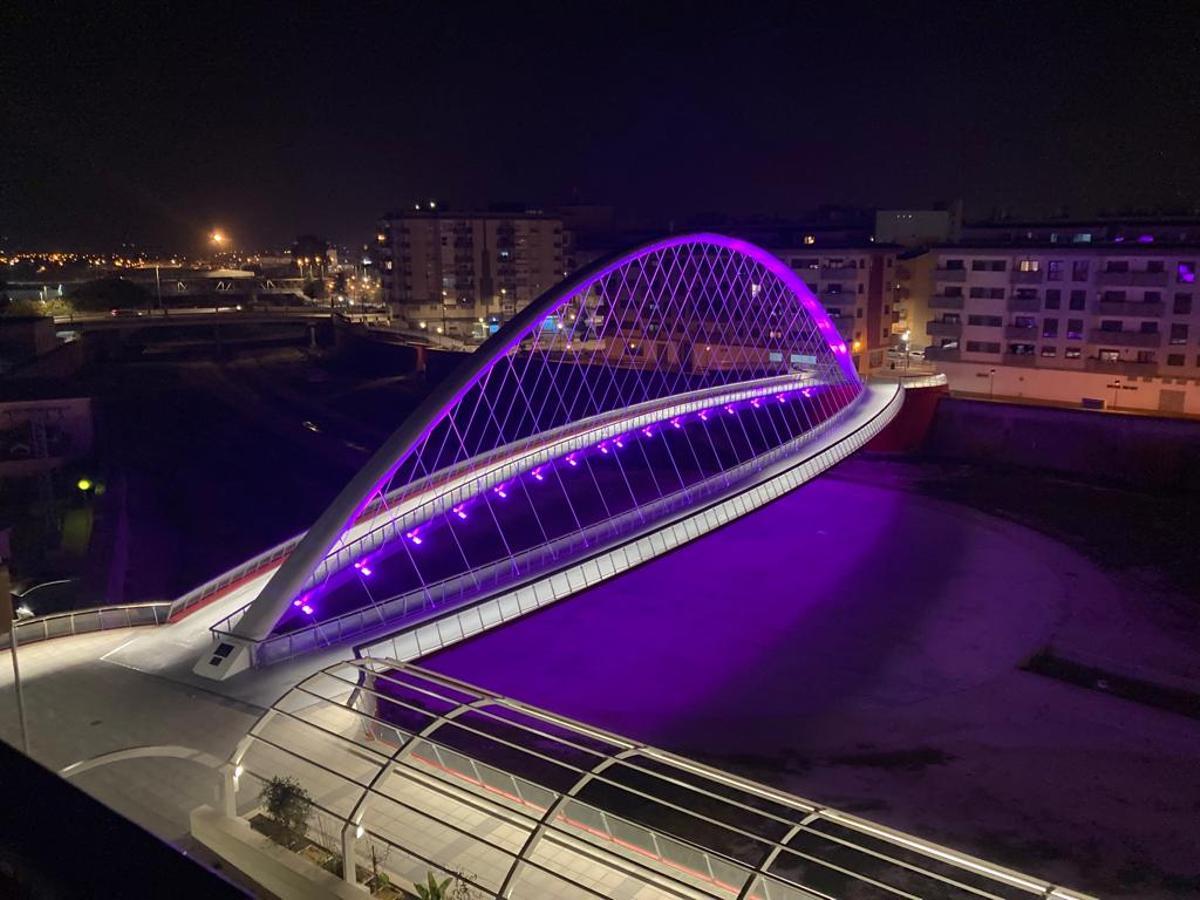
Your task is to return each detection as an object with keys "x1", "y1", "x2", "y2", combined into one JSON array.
[
  {"x1": 1178, "y1": 263, "x2": 1196, "y2": 284},
  {"x1": 404, "y1": 529, "x2": 422, "y2": 546},
  {"x1": 452, "y1": 504, "x2": 468, "y2": 519},
  {"x1": 776, "y1": 394, "x2": 786, "y2": 403},
  {"x1": 670, "y1": 417, "x2": 682, "y2": 429},
  {"x1": 494, "y1": 484, "x2": 508, "y2": 499},
  {"x1": 598, "y1": 442, "x2": 609, "y2": 454},
  {"x1": 1137, "y1": 234, "x2": 1154, "y2": 244},
  {"x1": 641, "y1": 426, "x2": 653, "y2": 438},
  {"x1": 724, "y1": 404, "x2": 735, "y2": 415},
  {"x1": 301, "y1": 603, "x2": 314, "y2": 615},
  {"x1": 751, "y1": 398, "x2": 761, "y2": 408},
  {"x1": 614, "y1": 437, "x2": 624, "y2": 448},
  {"x1": 292, "y1": 598, "x2": 303, "y2": 607},
  {"x1": 566, "y1": 453, "x2": 579, "y2": 466},
  {"x1": 698, "y1": 410, "x2": 709, "y2": 421},
  {"x1": 531, "y1": 467, "x2": 545, "y2": 481}
]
